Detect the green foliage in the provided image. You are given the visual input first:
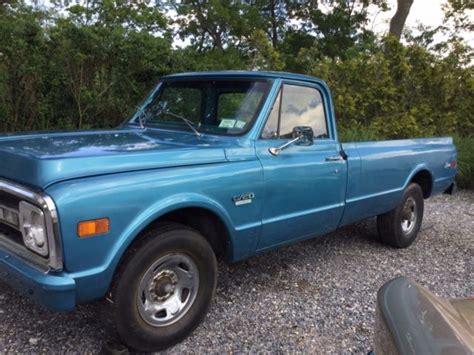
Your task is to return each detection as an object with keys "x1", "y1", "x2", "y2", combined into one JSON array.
[
  {"x1": 247, "y1": 29, "x2": 284, "y2": 70},
  {"x1": 303, "y1": 37, "x2": 473, "y2": 141},
  {"x1": 453, "y1": 135, "x2": 474, "y2": 189},
  {"x1": 338, "y1": 127, "x2": 381, "y2": 142},
  {"x1": 0, "y1": 0, "x2": 472, "y2": 187},
  {"x1": 0, "y1": 2, "x2": 172, "y2": 131}
]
